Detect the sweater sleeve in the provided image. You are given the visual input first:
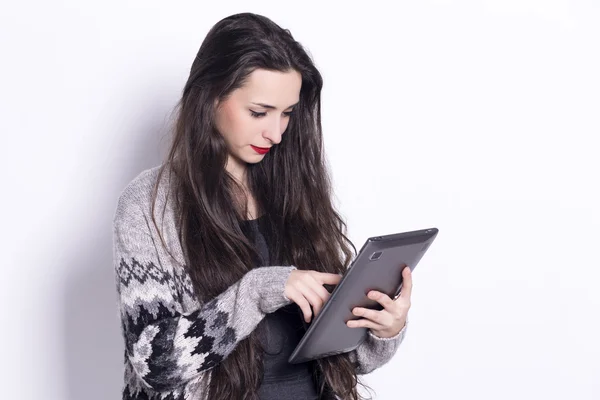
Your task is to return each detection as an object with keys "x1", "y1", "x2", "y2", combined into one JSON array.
[
  {"x1": 112, "y1": 192, "x2": 296, "y2": 392},
  {"x1": 348, "y1": 319, "x2": 409, "y2": 375}
]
